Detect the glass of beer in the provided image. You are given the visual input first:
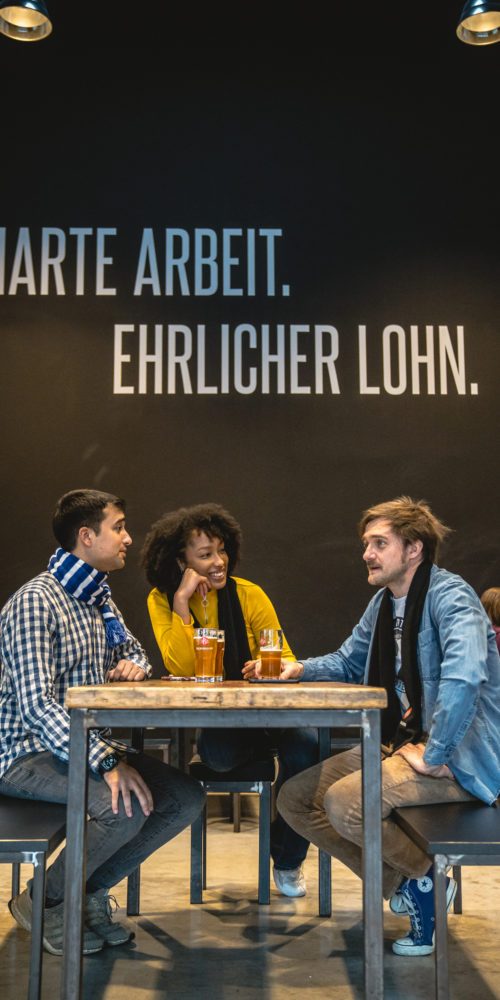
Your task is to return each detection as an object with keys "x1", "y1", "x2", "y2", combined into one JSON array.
[
  {"x1": 259, "y1": 628, "x2": 283, "y2": 680},
  {"x1": 193, "y1": 627, "x2": 218, "y2": 682},
  {"x1": 214, "y1": 629, "x2": 225, "y2": 682}
]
